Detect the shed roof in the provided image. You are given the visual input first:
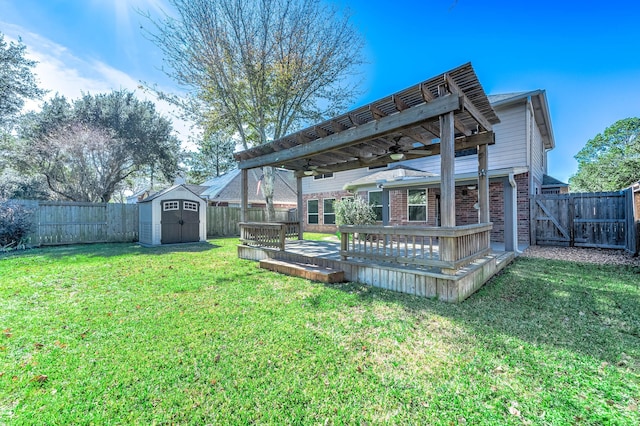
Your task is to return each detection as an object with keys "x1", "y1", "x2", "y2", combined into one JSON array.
[
  {"x1": 139, "y1": 184, "x2": 205, "y2": 203},
  {"x1": 235, "y1": 63, "x2": 498, "y2": 177}
]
